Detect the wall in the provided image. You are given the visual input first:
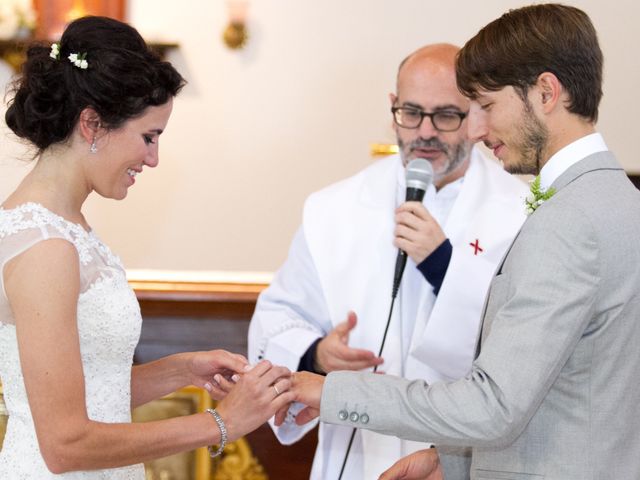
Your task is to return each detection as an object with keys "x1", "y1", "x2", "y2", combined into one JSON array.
[{"x1": 0, "y1": 0, "x2": 637, "y2": 274}]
